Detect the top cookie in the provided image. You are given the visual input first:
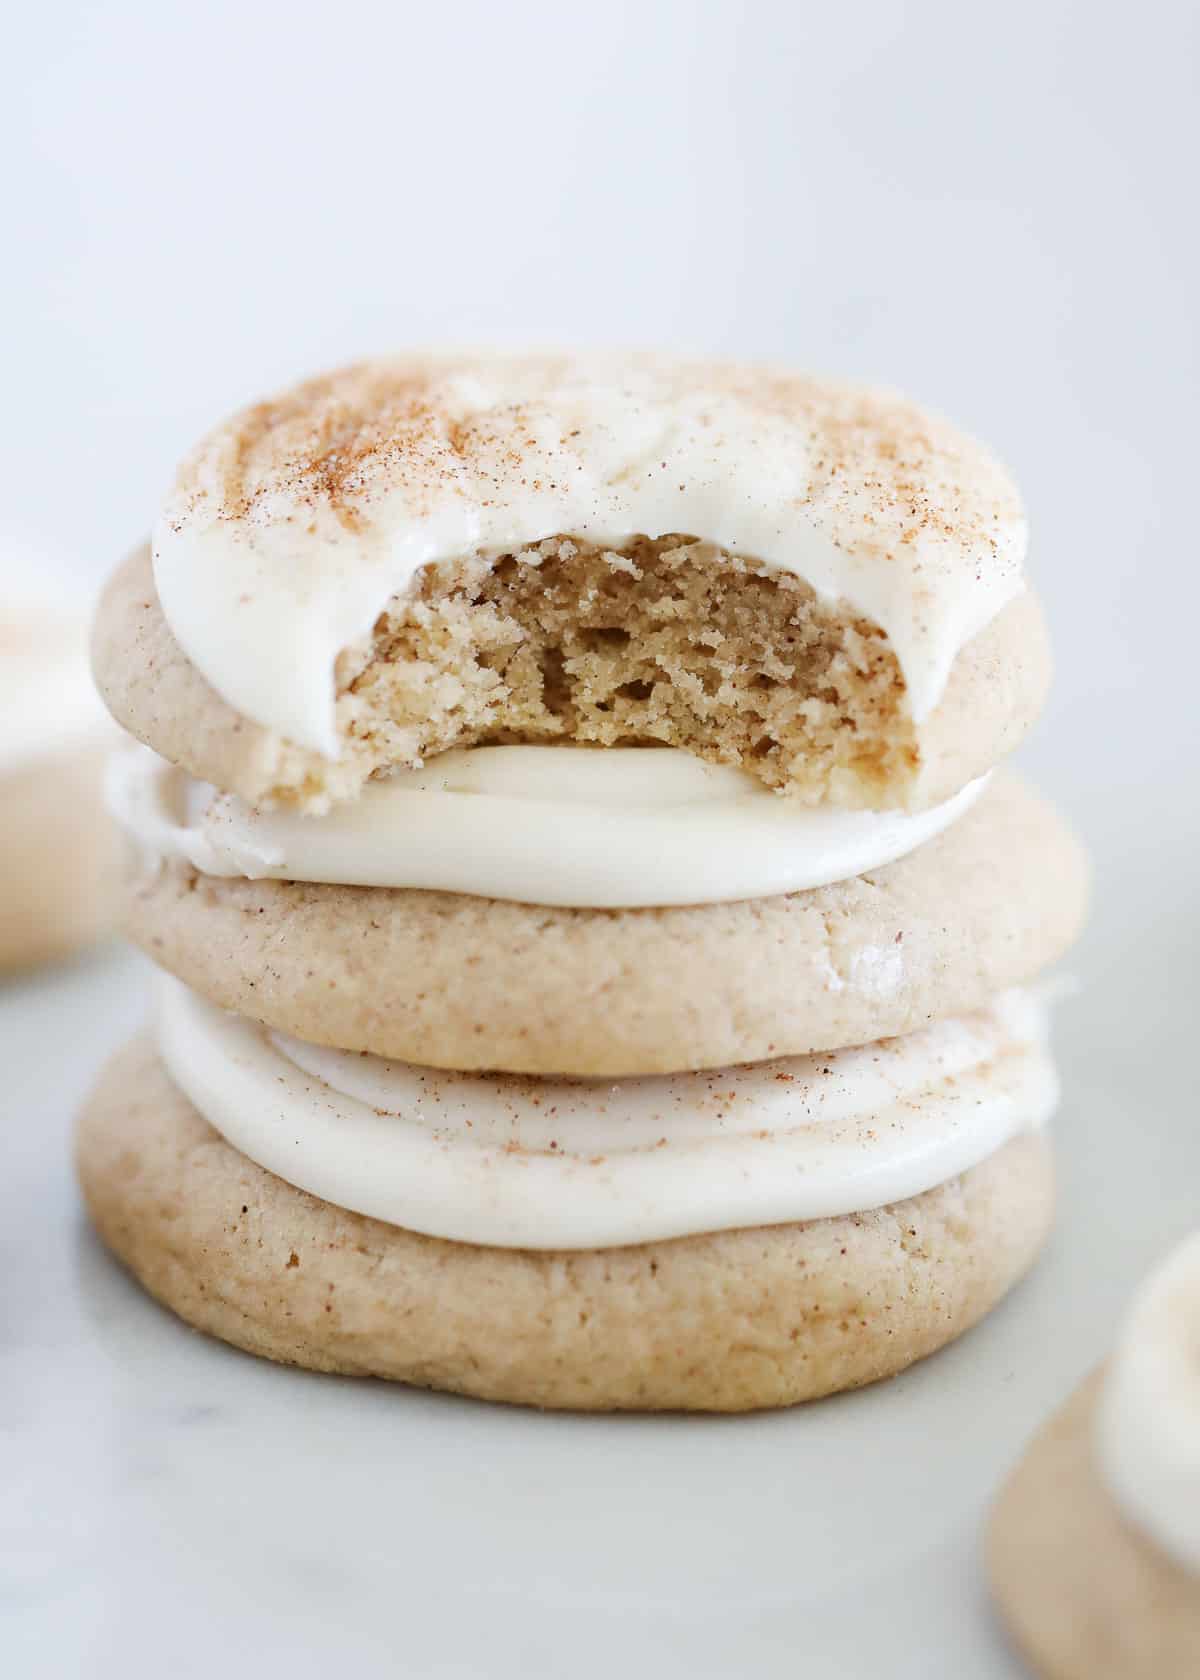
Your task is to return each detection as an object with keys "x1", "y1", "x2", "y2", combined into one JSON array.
[{"x1": 96, "y1": 354, "x2": 1050, "y2": 811}]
